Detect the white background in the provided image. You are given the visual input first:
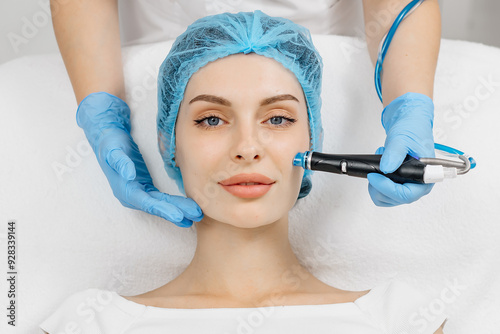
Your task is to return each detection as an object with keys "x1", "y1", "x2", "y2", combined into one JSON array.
[{"x1": 1, "y1": 0, "x2": 499, "y2": 65}]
